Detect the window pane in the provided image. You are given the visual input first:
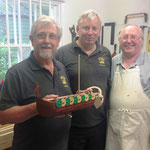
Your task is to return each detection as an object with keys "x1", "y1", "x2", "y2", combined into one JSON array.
[
  {"x1": 0, "y1": 0, "x2": 7, "y2": 44},
  {"x1": 32, "y1": 1, "x2": 40, "y2": 23},
  {"x1": 20, "y1": 1, "x2": 30, "y2": 44},
  {"x1": 32, "y1": 3, "x2": 36, "y2": 24},
  {"x1": 0, "y1": 0, "x2": 63, "y2": 77},
  {"x1": 0, "y1": 47, "x2": 9, "y2": 81},
  {"x1": 51, "y1": 4, "x2": 61, "y2": 24},
  {"x1": 15, "y1": 0, "x2": 19, "y2": 44},
  {"x1": 22, "y1": 47, "x2": 31, "y2": 60},
  {"x1": 10, "y1": 47, "x2": 19, "y2": 66},
  {"x1": 51, "y1": 6, "x2": 56, "y2": 20},
  {"x1": 8, "y1": 0, "x2": 15, "y2": 44},
  {"x1": 42, "y1": 5, "x2": 49, "y2": 16},
  {"x1": 36, "y1": 4, "x2": 40, "y2": 18}
]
